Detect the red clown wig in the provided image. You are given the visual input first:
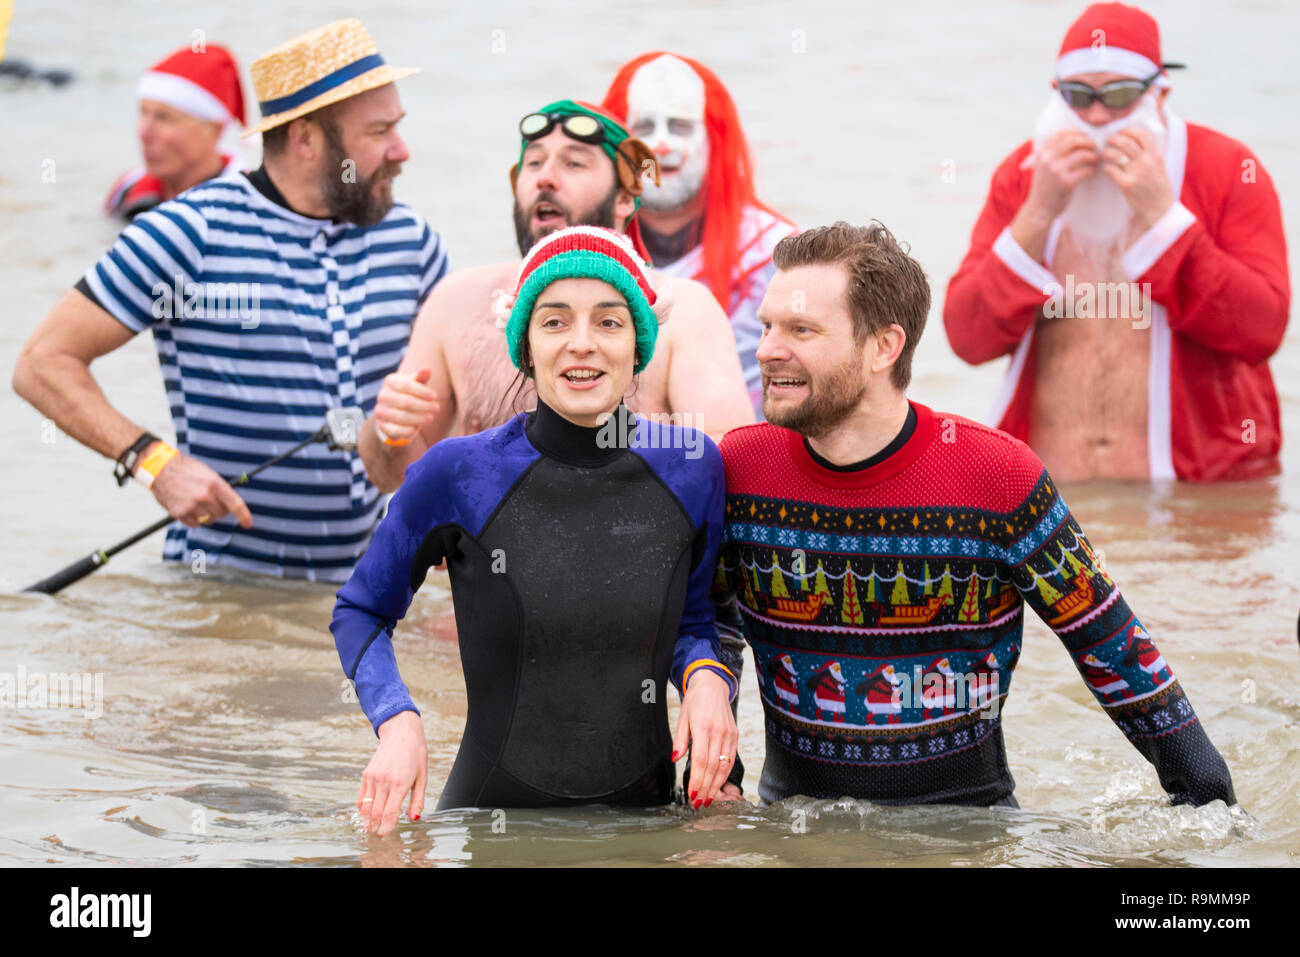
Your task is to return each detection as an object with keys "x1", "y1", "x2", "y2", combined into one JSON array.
[{"x1": 602, "y1": 52, "x2": 792, "y2": 311}]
